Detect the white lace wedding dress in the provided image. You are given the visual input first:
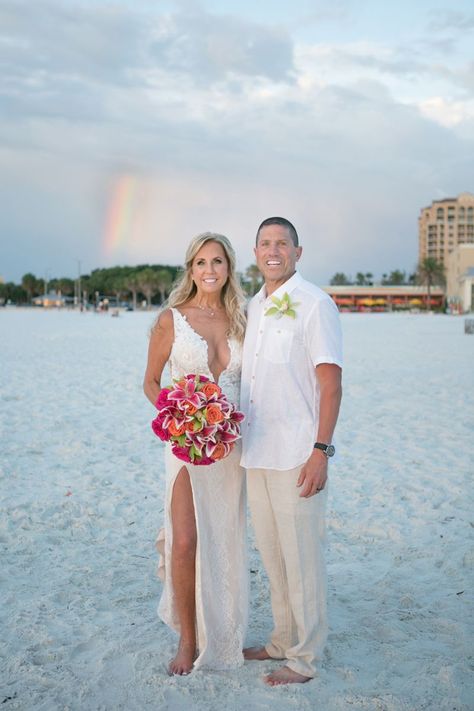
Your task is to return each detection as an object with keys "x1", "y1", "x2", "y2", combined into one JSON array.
[{"x1": 156, "y1": 308, "x2": 248, "y2": 670}]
